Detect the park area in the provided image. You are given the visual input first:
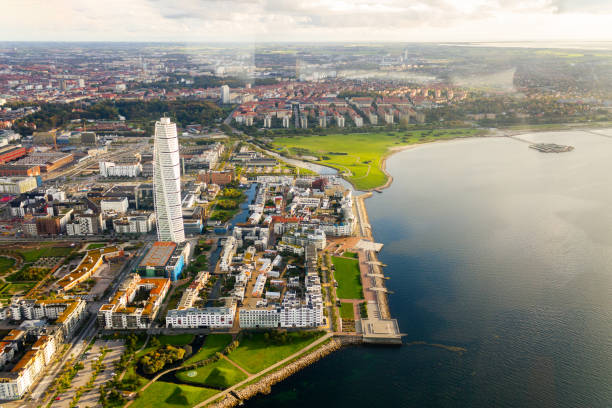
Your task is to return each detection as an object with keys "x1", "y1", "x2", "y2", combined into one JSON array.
[
  {"x1": 340, "y1": 302, "x2": 355, "y2": 320},
  {"x1": 121, "y1": 330, "x2": 326, "y2": 408},
  {"x1": 227, "y1": 331, "x2": 325, "y2": 374},
  {"x1": 332, "y1": 256, "x2": 364, "y2": 299},
  {"x1": 185, "y1": 334, "x2": 232, "y2": 364},
  {"x1": 131, "y1": 381, "x2": 218, "y2": 408},
  {"x1": 272, "y1": 129, "x2": 481, "y2": 190},
  {"x1": 176, "y1": 358, "x2": 247, "y2": 388},
  {"x1": 0, "y1": 244, "x2": 76, "y2": 303}
]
